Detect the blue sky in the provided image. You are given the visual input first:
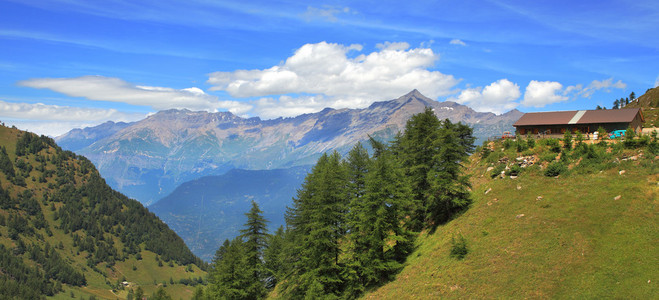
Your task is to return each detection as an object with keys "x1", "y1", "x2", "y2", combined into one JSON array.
[{"x1": 1, "y1": 0, "x2": 657, "y2": 136}]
